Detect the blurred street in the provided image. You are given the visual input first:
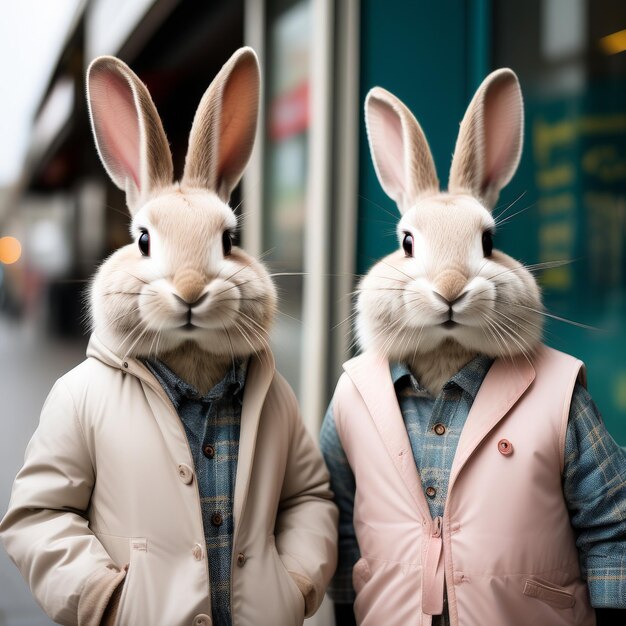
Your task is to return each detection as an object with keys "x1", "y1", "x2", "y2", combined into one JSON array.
[{"x1": 0, "y1": 315, "x2": 86, "y2": 626}]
